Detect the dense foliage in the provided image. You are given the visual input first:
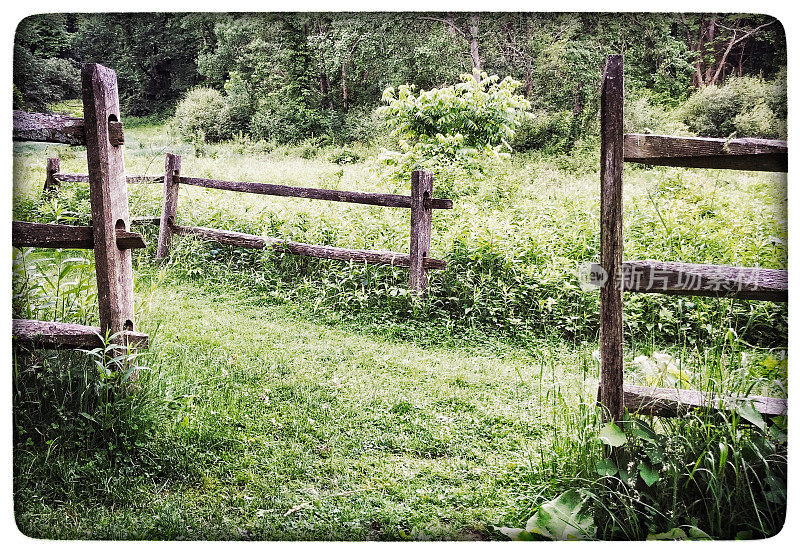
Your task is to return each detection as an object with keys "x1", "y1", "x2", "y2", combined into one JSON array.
[
  {"x1": 15, "y1": 12, "x2": 786, "y2": 145},
  {"x1": 377, "y1": 73, "x2": 530, "y2": 176},
  {"x1": 680, "y1": 72, "x2": 787, "y2": 138},
  {"x1": 12, "y1": 11, "x2": 788, "y2": 542}
]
